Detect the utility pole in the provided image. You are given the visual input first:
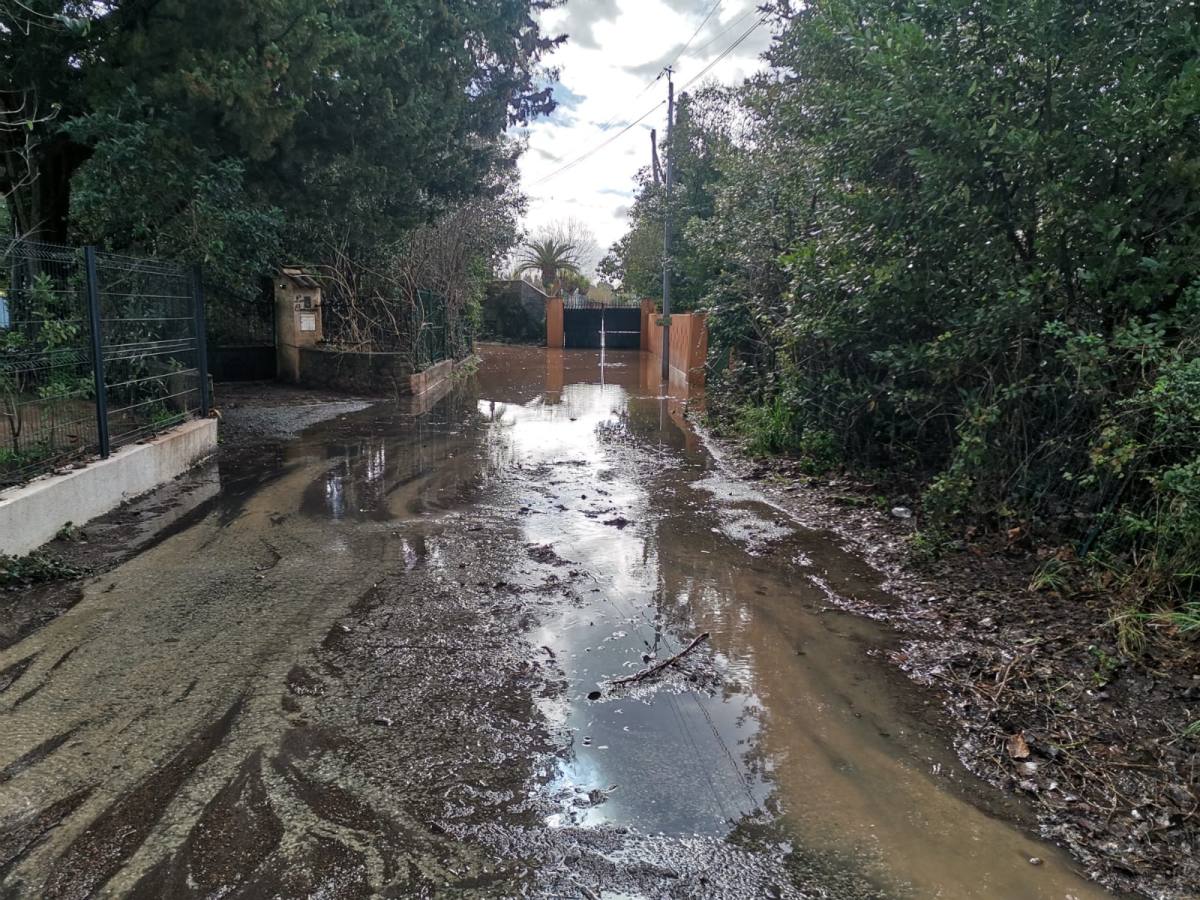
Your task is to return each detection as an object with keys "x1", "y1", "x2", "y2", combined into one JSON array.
[{"x1": 661, "y1": 66, "x2": 674, "y2": 381}]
